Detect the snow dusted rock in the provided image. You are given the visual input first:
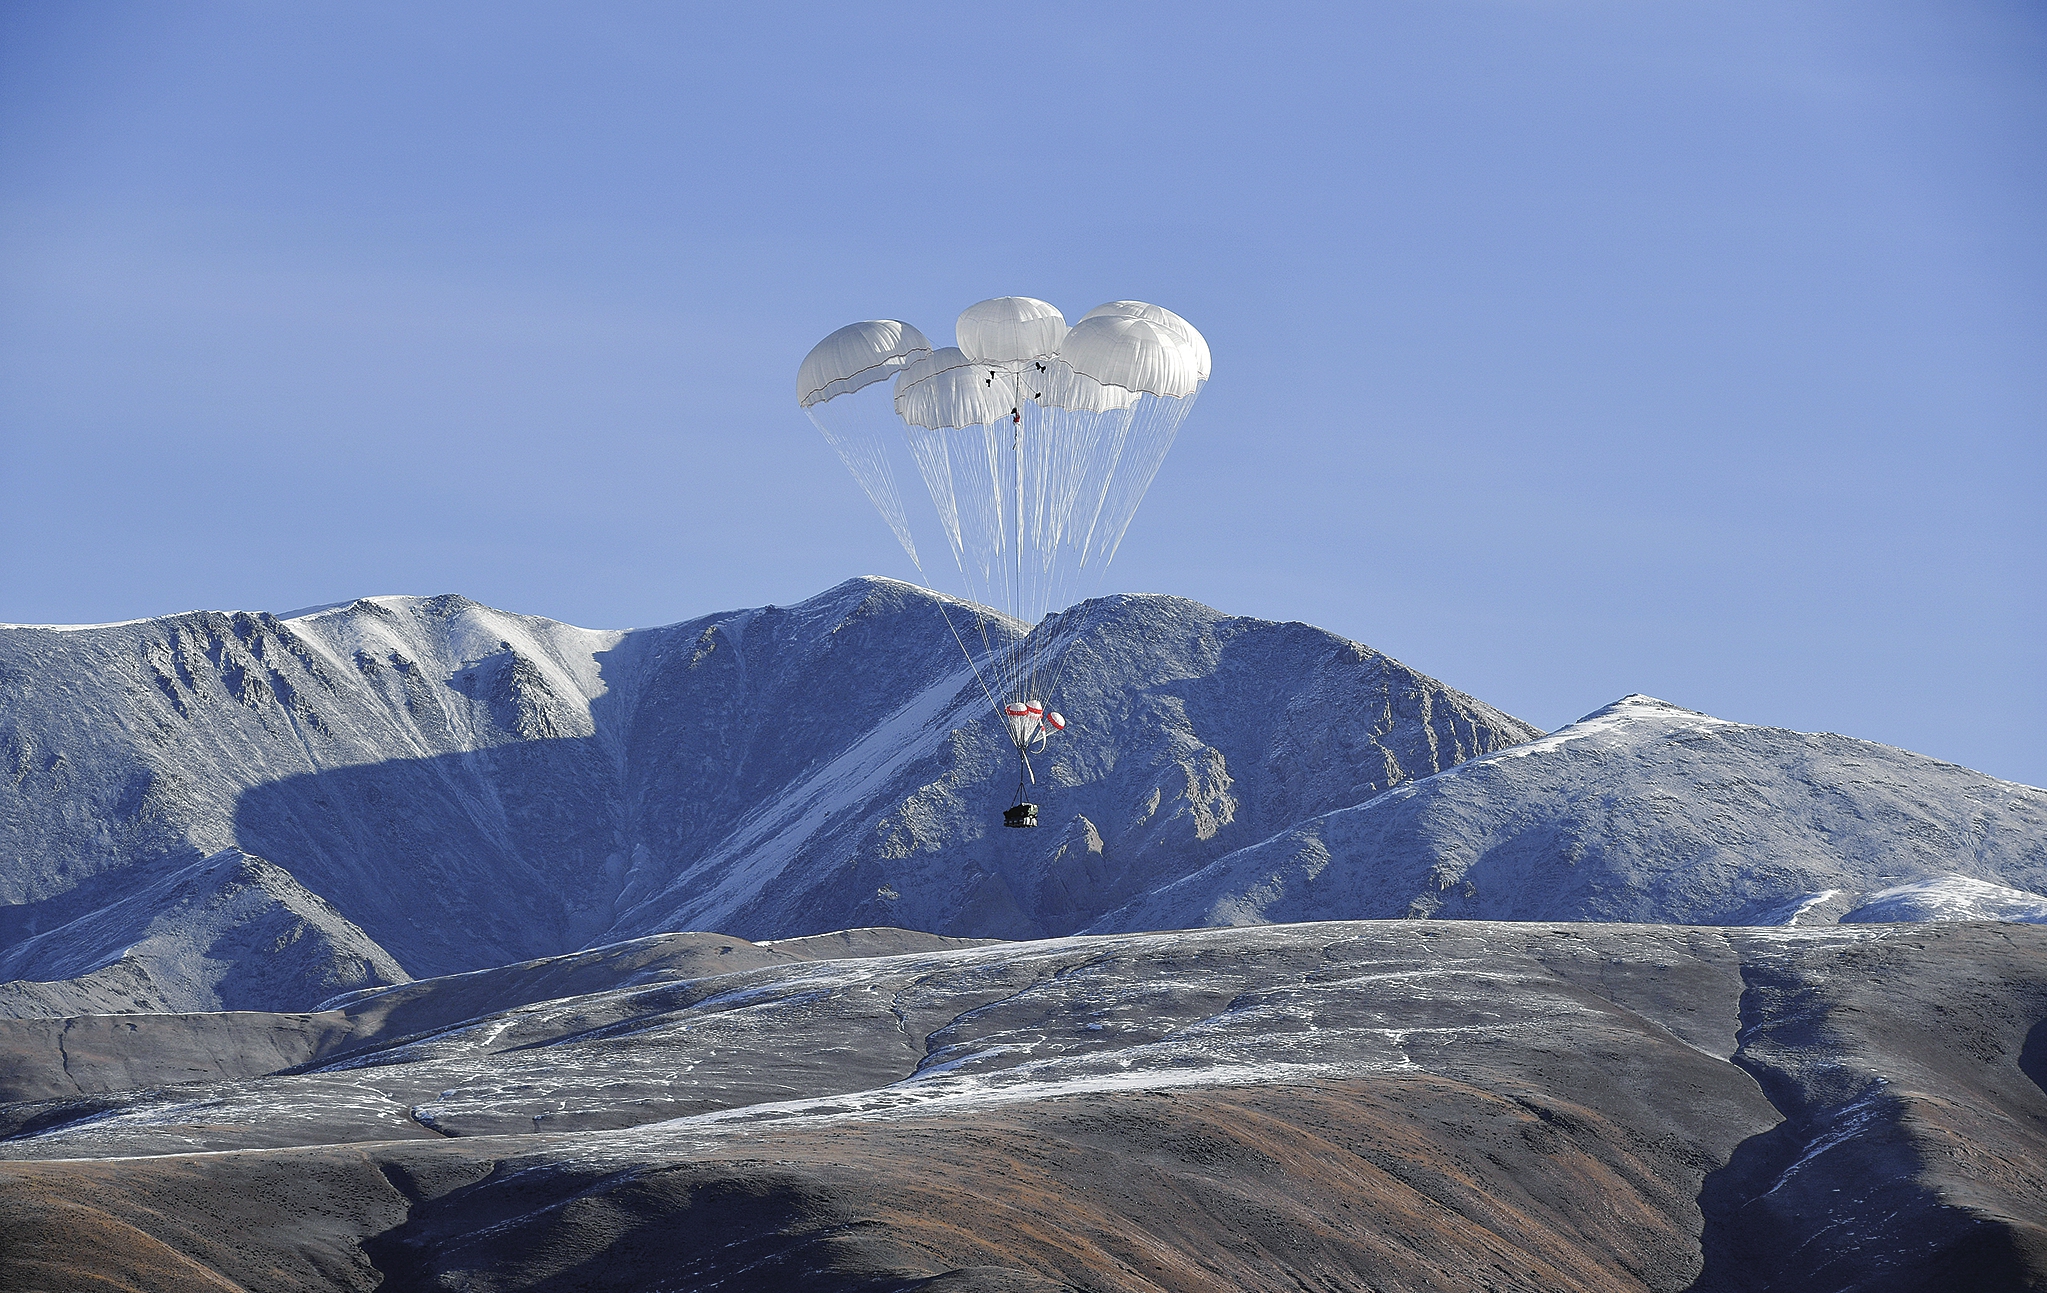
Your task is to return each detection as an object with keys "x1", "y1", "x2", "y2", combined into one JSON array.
[
  {"x1": 613, "y1": 588, "x2": 1540, "y2": 946},
  {"x1": 1840, "y1": 874, "x2": 2047, "y2": 924},
  {"x1": 1094, "y1": 695, "x2": 2047, "y2": 932},
  {"x1": 0, "y1": 580, "x2": 1535, "y2": 1006},
  {"x1": 12, "y1": 582, "x2": 2044, "y2": 1020},
  {"x1": 0, "y1": 847, "x2": 405, "y2": 1017}
]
